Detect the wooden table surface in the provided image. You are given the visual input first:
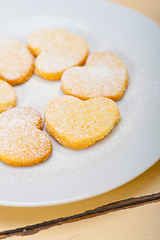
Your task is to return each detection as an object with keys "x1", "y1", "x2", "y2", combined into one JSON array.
[{"x1": 0, "y1": 0, "x2": 160, "y2": 239}]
